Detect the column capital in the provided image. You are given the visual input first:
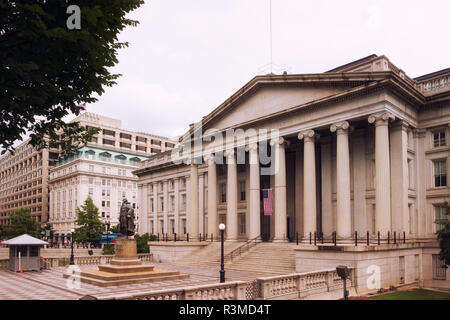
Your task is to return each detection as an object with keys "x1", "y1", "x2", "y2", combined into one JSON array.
[
  {"x1": 391, "y1": 120, "x2": 410, "y2": 131},
  {"x1": 413, "y1": 128, "x2": 427, "y2": 138},
  {"x1": 245, "y1": 142, "x2": 258, "y2": 152},
  {"x1": 269, "y1": 137, "x2": 290, "y2": 147},
  {"x1": 203, "y1": 153, "x2": 215, "y2": 164},
  {"x1": 368, "y1": 112, "x2": 396, "y2": 125},
  {"x1": 224, "y1": 148, "x2": 235, "y2": 158},
  {"x1": 330, "y1": 121, "x2": 350, "y2": 134},
  {"x1": 298, "y1": 130, "x2": 319, "y2": 142}
]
